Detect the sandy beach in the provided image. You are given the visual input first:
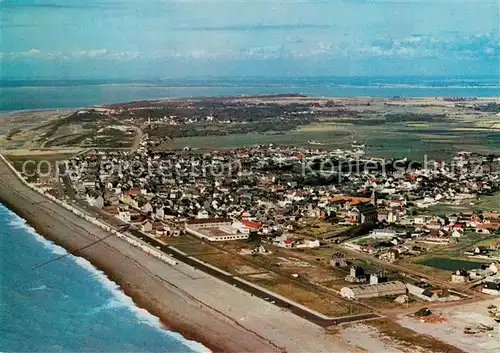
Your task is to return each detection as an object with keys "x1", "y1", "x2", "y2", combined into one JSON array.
[{"x1": 397, "y1": 298, "x2": 500, "y2": 353}]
